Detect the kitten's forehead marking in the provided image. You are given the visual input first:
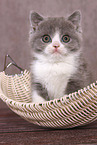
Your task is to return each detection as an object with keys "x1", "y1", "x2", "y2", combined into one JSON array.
[{"x1": 52, "y1": 32, "x2": 60, "y2": 43}]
